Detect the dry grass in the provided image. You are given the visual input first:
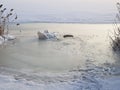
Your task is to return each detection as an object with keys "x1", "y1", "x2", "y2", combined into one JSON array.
[
  {"x1": 110, "y1": 2, "x2": 120, "y2": 52},
  {"x1": 0, "y1": 3, "x2": 18, "y2": 36},
  {"x1": 110, "y1": 28, "x2": 120, "y2": 51}
]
